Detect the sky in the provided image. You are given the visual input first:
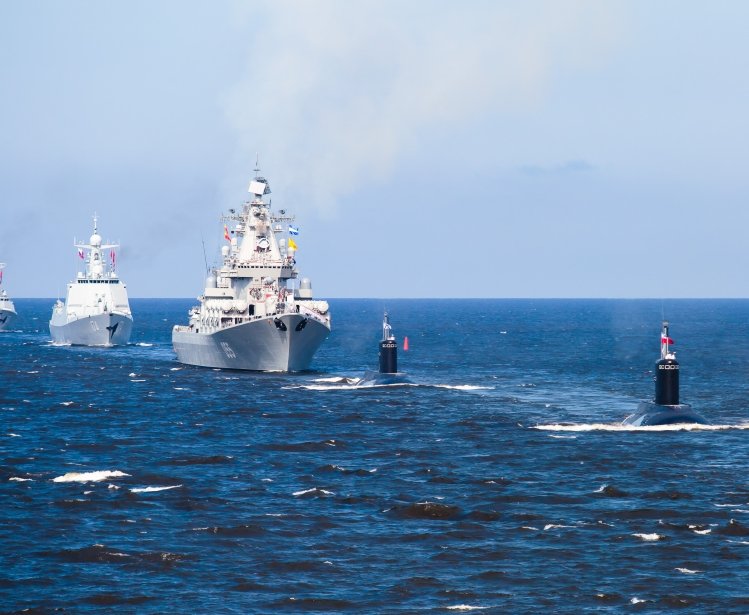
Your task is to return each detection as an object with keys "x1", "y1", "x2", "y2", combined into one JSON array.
[{"x1": 1, "y1": 0, "x2": 748, "y2": 298}]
